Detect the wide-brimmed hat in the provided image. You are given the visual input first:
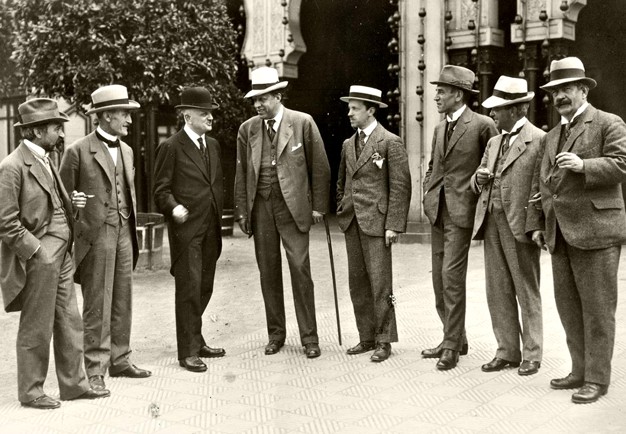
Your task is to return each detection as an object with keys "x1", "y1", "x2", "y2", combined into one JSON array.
[
  {"x1": 244, "y1": 67, "x2": 288, "y2": 99},
  {"x1": 340, "y1": 85, "x2": 388, "y2": 108},
  {"x1": 540, "y1": 57, "x2": 597, "y2": 90},
  {"x1": 85, "y1": 84, "x2": 141, "y2": 115},
  {"x1": 14, "y1": 98, "x2": 69, "y2": 127},
  {"x1": 482, "y1": 76, "x2": 535, "y2": 109},
  {"x1": 176, "y1": 87, "x2": 220, "y2": 110},
  {"x1": 430, "y1": 65, "x2": 479, "y2": 94}
]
